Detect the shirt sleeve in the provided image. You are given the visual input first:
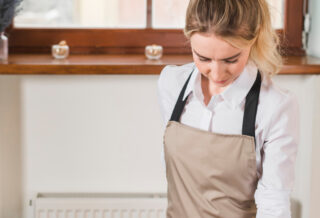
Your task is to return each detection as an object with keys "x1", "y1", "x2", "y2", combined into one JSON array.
[
  {"x1": 255, "y1": 92, "x2": 300, "y2": 218},
  {"x1": 157, "y1": 65, "x2": 177, "y2": 173},
  {"x1": 157, "y1": 65, "x2": 177, "y2": 126}
]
